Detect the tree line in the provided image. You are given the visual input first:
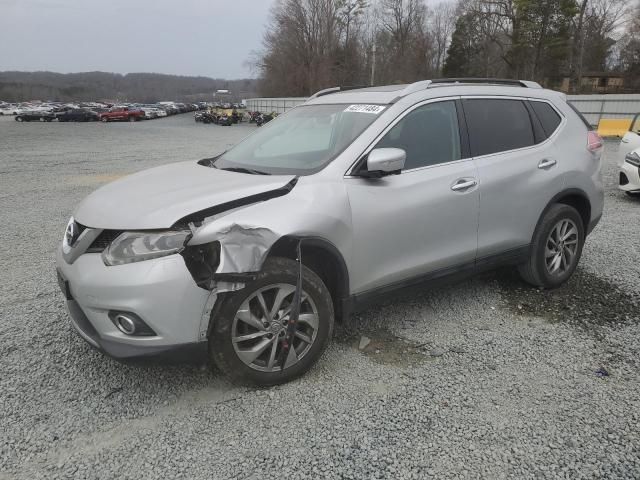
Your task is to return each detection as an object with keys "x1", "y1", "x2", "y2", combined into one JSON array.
[
  {"x1": 254, "y1": 0, "x2": 640, "y2": 96},
  {"x1": 0, "y1": 71, "x2": 259, "y2": 103}
]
